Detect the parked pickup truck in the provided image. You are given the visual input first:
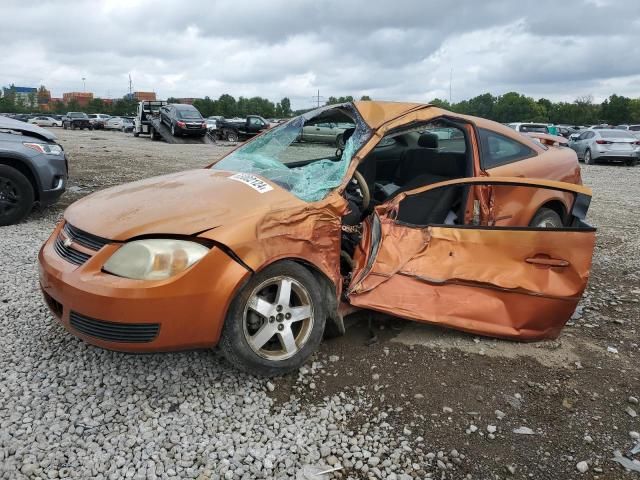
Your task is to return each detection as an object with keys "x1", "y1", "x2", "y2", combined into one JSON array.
[
  {"x1": 62, "y1": 112, "x2": 92, "y2": 130},
  {"x1": 216, "y1": 115, "x2": 269, "y2": 142}
]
